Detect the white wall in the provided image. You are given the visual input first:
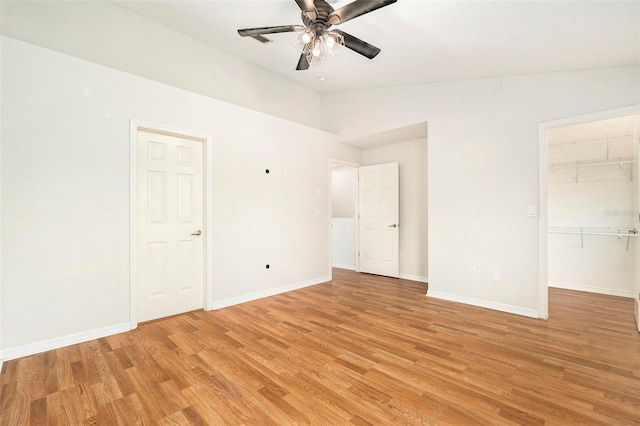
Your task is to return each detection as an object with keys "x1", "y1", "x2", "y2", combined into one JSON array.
[
  {"x1": 0, "y1": 1, "x2": 322, "y2": 129},
  {"x1": 331, "y1": 219, "x2": 356, "y2": 270},
  {"x1": 331, "y1": 166, "x2": 358, "y2": 218},
  {"x1": 1, "y1": 37, "x2": 360, "y2": 357},
  {"x1": 548, "y1": 181, "x2": 636, "y2": 296},
  {"x1": 362, "y1": 139, "x2": 428, "y2": 282},
  {"x1": 322, "y1": 66, "x2": 640, "y2": 317}
]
